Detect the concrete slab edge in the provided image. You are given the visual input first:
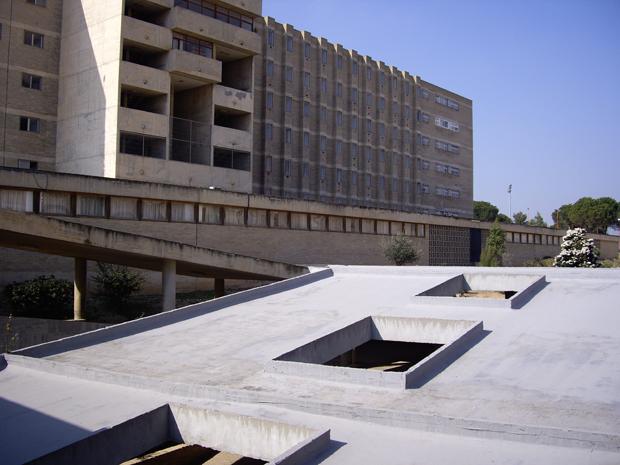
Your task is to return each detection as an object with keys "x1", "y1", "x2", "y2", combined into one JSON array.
[
  {"x1": 271, "y1": 429, "x2": 331, "y2": 465},
  {"x1": 5, "y1": 354, "x2": 619, "y2": 452},
  {"x1": 10, "y1": 267, "x2": 334, "y2": 358}
]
